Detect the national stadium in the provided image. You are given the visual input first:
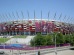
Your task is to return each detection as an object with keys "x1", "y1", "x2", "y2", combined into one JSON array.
[
  {"x1": 0, "y1": 0, "x2": 74, "y2": 55},
  {"x1": 0, "y1": 11, "x2": 74, "y2": 55},
  {"x1": 0, "y1": 19, "x2": 74, "y2": 35}
]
